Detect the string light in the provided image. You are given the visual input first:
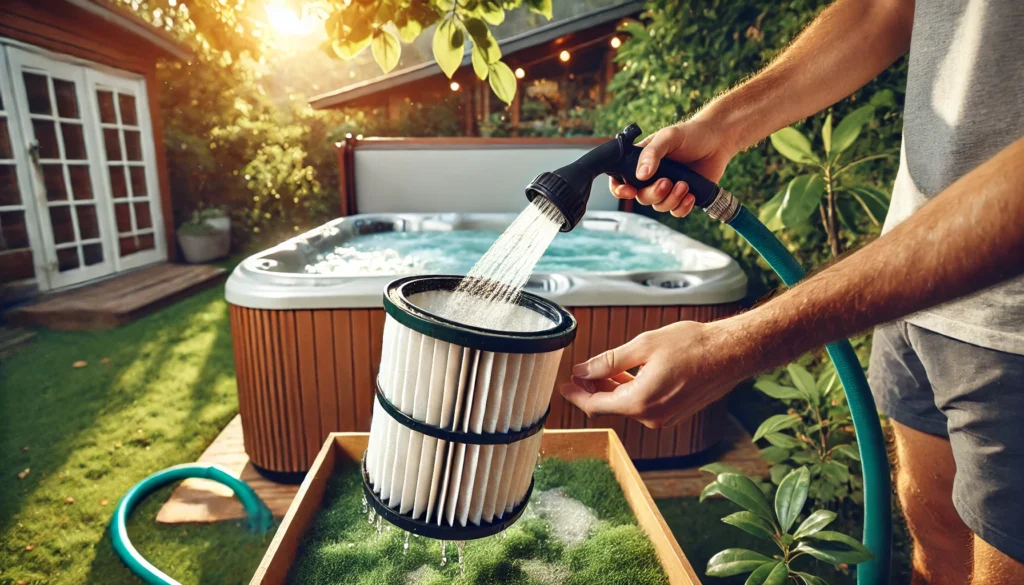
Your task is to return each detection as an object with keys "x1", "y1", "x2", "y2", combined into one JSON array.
[
  {"x1": 610, "y1": 37, "x2": 621, "y2": 49},
  {"x1": 514, "y1": 67, "x2": 525, "y2": 79},
  {"x1": 559, "y1": 50, "x2": 570, "y2": 62},
  {"x1": 450, "y1": 81, "x2": 460, "y2": 91}
]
